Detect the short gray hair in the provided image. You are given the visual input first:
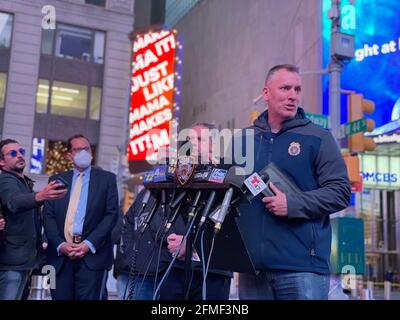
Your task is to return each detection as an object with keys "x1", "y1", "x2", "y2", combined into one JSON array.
[{"x1": 265, "y1": 64, "x2": 299, "y2": 86}]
